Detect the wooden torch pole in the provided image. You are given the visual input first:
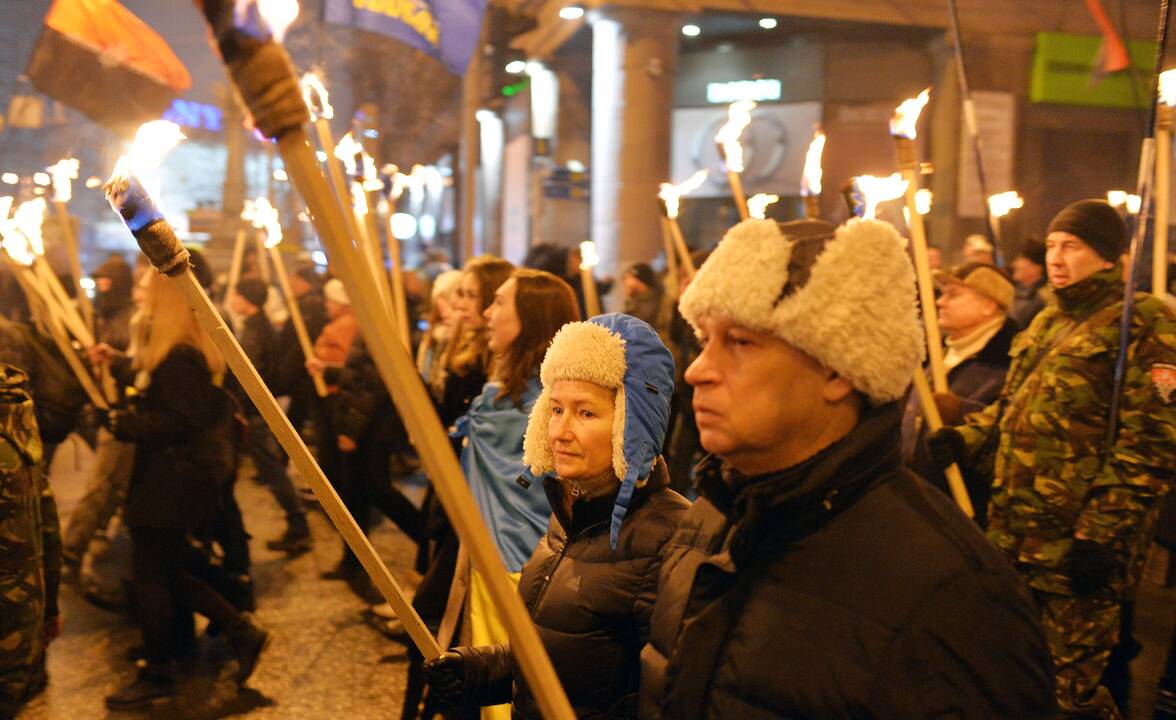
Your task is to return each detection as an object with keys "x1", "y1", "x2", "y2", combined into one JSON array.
[
  {"x1": 267, "y1": 243, "x2": 328, "y2": 397},
  {"x1": 1156, "y1": 104, "x2": 1172, "y2": 298},
  {"x1": 55, "y1": 200, "x2": 93, "y2": 334}
]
